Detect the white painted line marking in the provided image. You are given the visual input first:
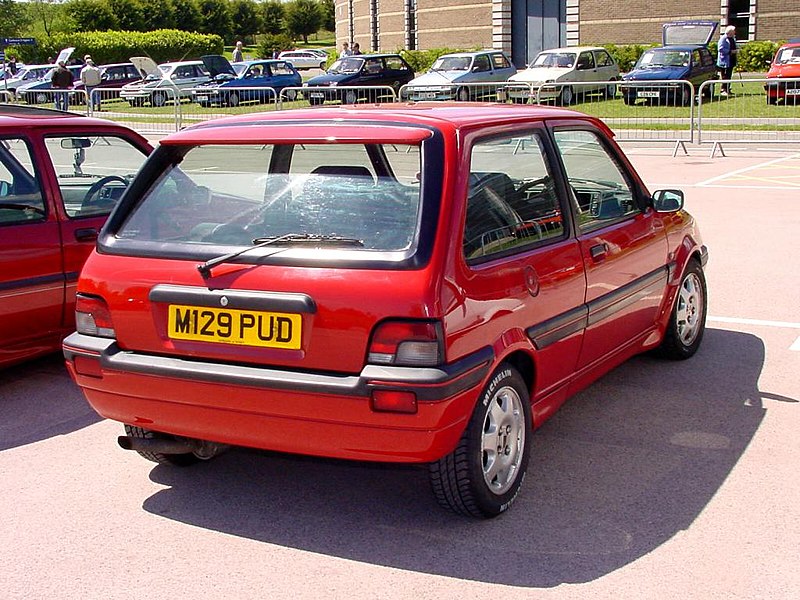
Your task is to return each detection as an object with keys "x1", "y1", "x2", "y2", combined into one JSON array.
[
  {"x1": 697, "y1": 153, "x2": 800, "y2": 187},
  {"x1": 708, "y1": 316, "x2": 800, "y2": 329},
  {"x1": 791, "y1": 336, "x2": 800, "y2": 351}
]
